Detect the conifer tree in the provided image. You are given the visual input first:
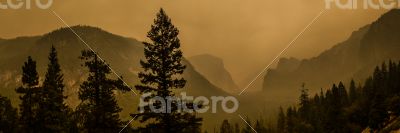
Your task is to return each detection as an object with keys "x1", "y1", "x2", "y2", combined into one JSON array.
[
  {"x1": 78, "y1": 50, "x2": 129, "y2": 133},
  {"x1": 298, "y1": 83, "x2": 310, "y2": 121},
  {"x1": 0, "y1": 95, "x2": 18, "y2": 132},
  {"x1": 349, "y1": 79, "x2": 357, "y2": 103},
  {"x1": 368, "y1": 66, "x2": 389, "y2": 130},
  {"x1": 16, "y1": 56, "x2": 41, "y2": 132},
  {"x1": 277, "y1": 107, "x2": 286, "y2": 133},
  {"x1": 36, "y1": 46, "x2": 70, "y2": 132},
  {"x1": 254, "y1": 120, "x2": 267, "y2": 133},
  {"x1": 338, "y1": 82, "x2": 349, "y2": 106},
  {"x1": 132, "y1": 8, "x2": 202, "y2": 132}
]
